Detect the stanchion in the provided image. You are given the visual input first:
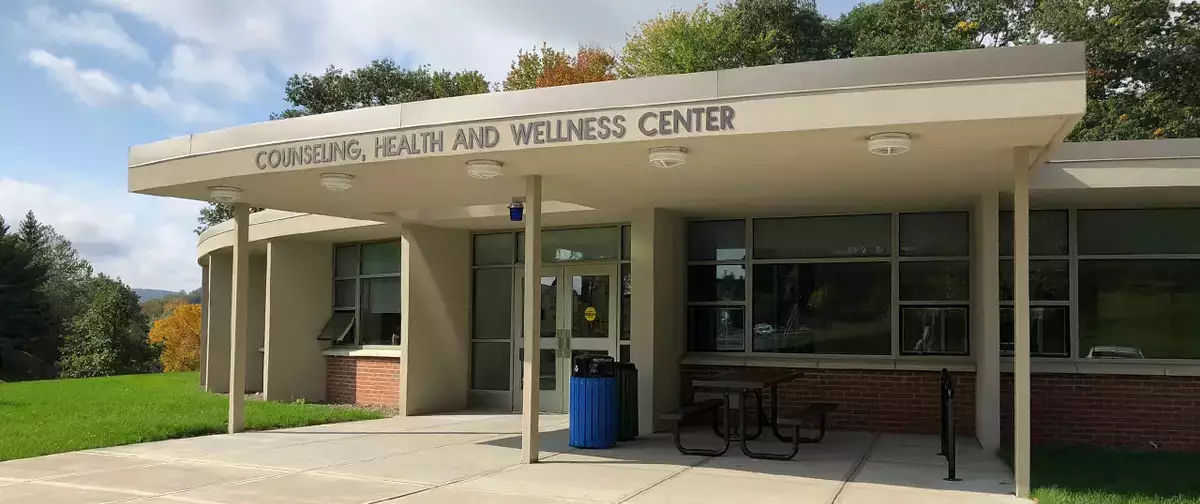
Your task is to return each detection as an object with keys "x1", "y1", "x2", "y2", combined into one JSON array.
[{"x1": 938, "y1": 368, "x2": 960, "y2": 482}]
